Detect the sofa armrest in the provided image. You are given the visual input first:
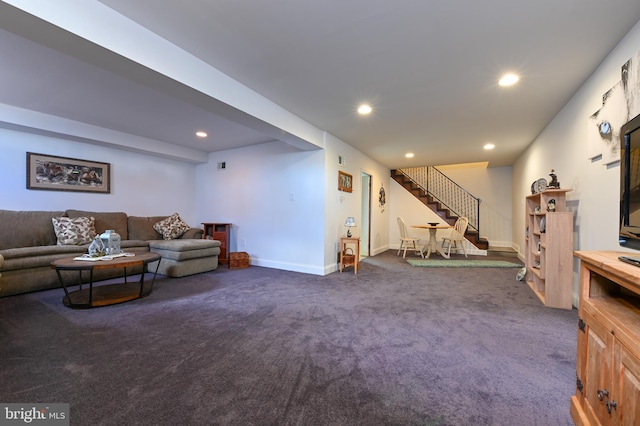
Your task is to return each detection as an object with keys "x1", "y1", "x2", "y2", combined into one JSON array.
[{"x1": 180, "y1": 228, "x2": 203, "y2": 239}]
